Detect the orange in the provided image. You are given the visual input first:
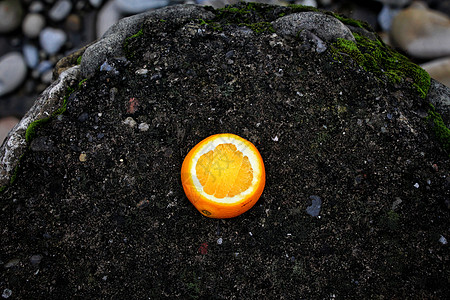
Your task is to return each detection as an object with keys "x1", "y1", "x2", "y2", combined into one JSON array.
[{"x1": 181, "y1": 133, "x2": 265, "y2": 218}]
